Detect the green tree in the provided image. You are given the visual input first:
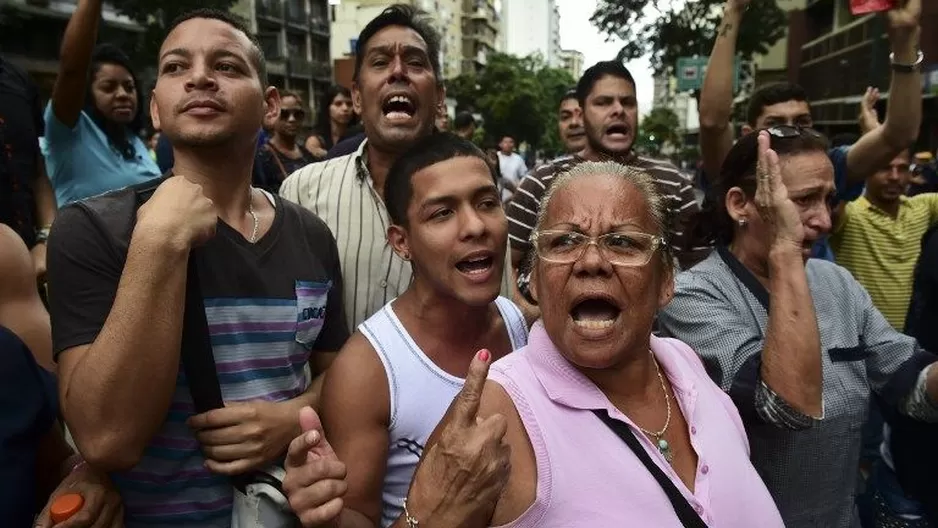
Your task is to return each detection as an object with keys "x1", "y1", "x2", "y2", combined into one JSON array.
[
  {"x1": 446, "y1": 52, "x2": 574, "y2": 154},
  {"x1": 591, "y1": 0, "x2": 786, "y2": 76},
  {"x1": 115, "y1": 0, "x2": 239, "y2": 67},
  {"x1": 637, "y1": 107, "x2": 682, "y2": 156}
]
